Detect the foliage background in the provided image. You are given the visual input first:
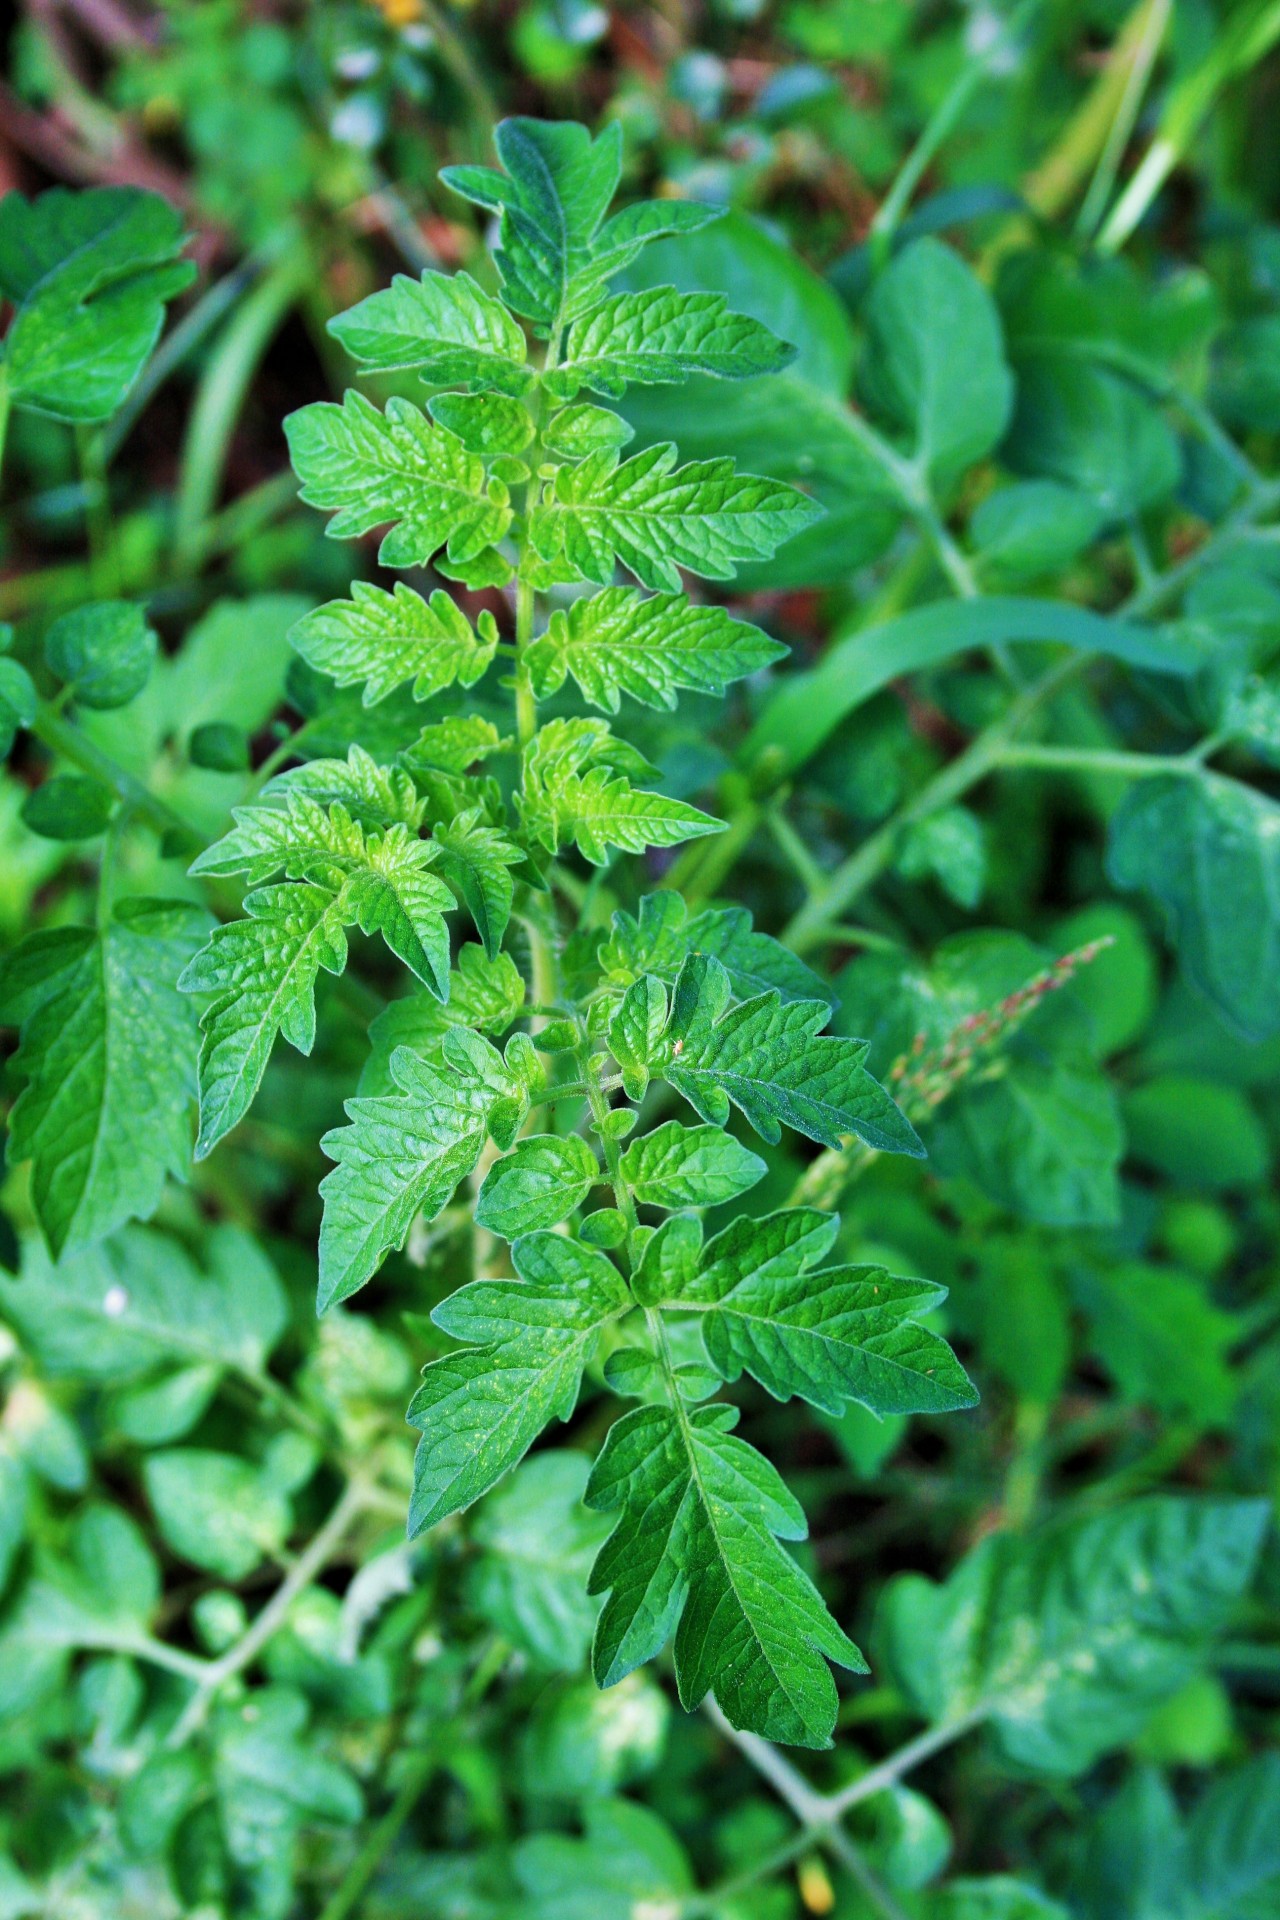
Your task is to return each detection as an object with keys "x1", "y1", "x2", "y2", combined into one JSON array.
[{"x1": 1, "y1": 1, "x2": 1280, "y2": 1916}]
